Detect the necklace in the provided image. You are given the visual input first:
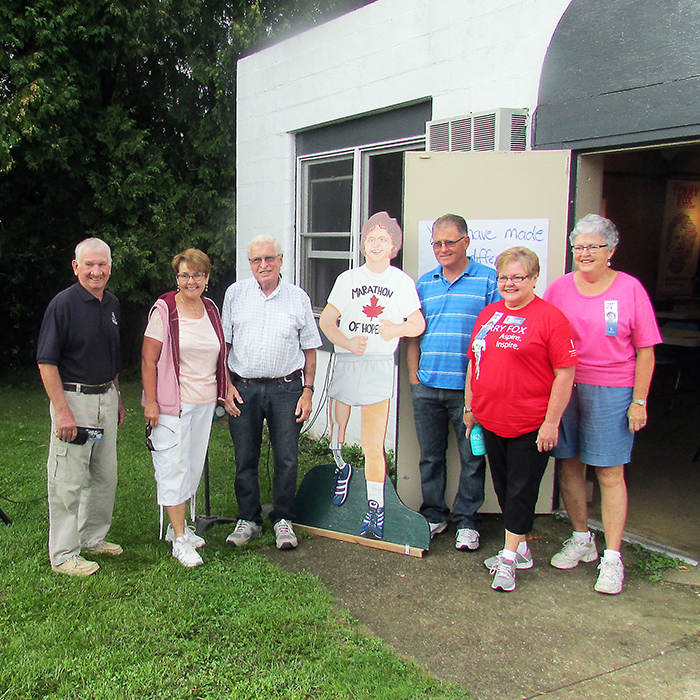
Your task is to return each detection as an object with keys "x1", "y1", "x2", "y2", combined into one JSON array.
[{"x1": 177, "y1": 293, "x2": 204, "y2": 318}]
